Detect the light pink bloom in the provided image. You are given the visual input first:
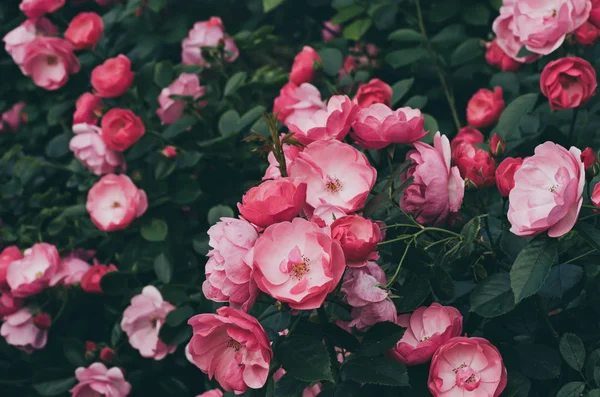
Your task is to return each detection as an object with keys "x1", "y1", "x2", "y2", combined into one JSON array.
[
  {"x1": 182, "y1": 17, "x2": 239, "y2": 67},
  {"x1": 310, "y1": 205, "x2": 347, "y2": 227},
  {"x1": 197, "y1": 390, "x2": 223, "y2": 397},
  {"x1": 0, "y1": 102, "x2": 27, "y2": 134},
  {"x1": 508, "y1": 142, "x2": 584, "y2": 237},
  {"x1": 70, "y1": 123, "x2": 126, "y2": 176},
  {"x1": 263, "y1": 140, "x2": 302, "y2": 180},
  {"x1": 0, "y1": 307, "x2": 47, "y2": 353},
  {"x1": 21, "y1": 37, "x2": 80, "y2": 91},
  {"x1": 273, "y1": 82, "x2": 326, "y2": 126},
  {"x1": 322, "y1": 21, "x2": 341, "y2": 42},
  {"x1": 70, "y1": 363, "x2": 131, "y2": 397},
  {"x1": 6, "y1": 243, "x2": 59, "y2": 298},
  {"x1": 352, "y1": 78, "x2": 393, "y2": 110},
  {"x1": 492, "y1": 0, "x2": 540, "y2": 62},
  {"x1": 49, "y1": 255, "x2": 92, "y2": 287},
  {"x1": 156, "y1": 73, "x2": 206, "y2": 125},
  {"x1": 331, "y1": 215, "x2": 380, "y2": 268},
  {"x1": 121, "y1": 286, "x2": 176, "y2": 360},
  {"x1": 0, "y1": 246, "x2": 22, "y2": 291},
  {"x1": 3, "y1": 18, "x2": 58, "y2": 71},
  {"x1": 0, "y1": 292, "x2": 24, "y2": 318},
  {"x1": 20, "y1": 0, "x2": 65, "y2": 19}
]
